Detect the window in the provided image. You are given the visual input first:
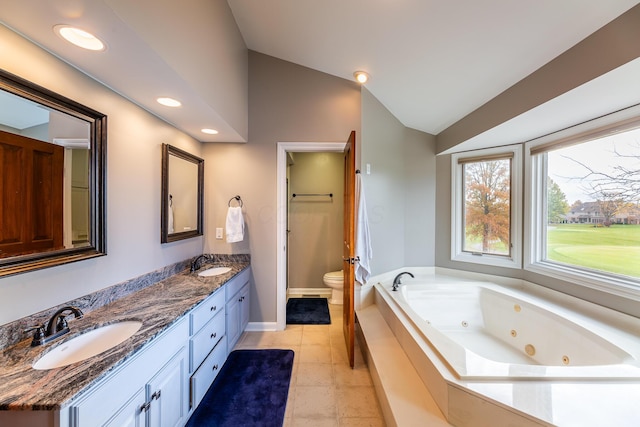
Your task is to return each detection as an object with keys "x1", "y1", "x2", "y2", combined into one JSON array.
[
  {"x1": 452, "y1": 145, "x2": 522, "y2": 268},
  {"x1": 527, "y1": 115, "x2": 640, "y2": 298}
]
